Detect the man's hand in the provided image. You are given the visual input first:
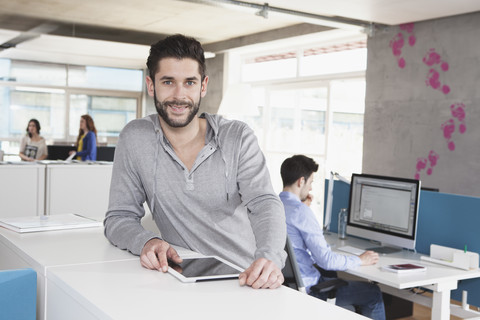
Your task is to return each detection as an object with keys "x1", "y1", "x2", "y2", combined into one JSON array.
[
  {"x1": 140, "y1": 238, "x2": 182, "y2": 272},
  {"x1": 238, "y1": 258, "x2": 284, "y2": 289},
  {"x1": 302, "y1": 194, "x2": 313, "y2": 207},
  {"x1": 359, "y1": 250, "x2": 379, "y2": 266}
]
